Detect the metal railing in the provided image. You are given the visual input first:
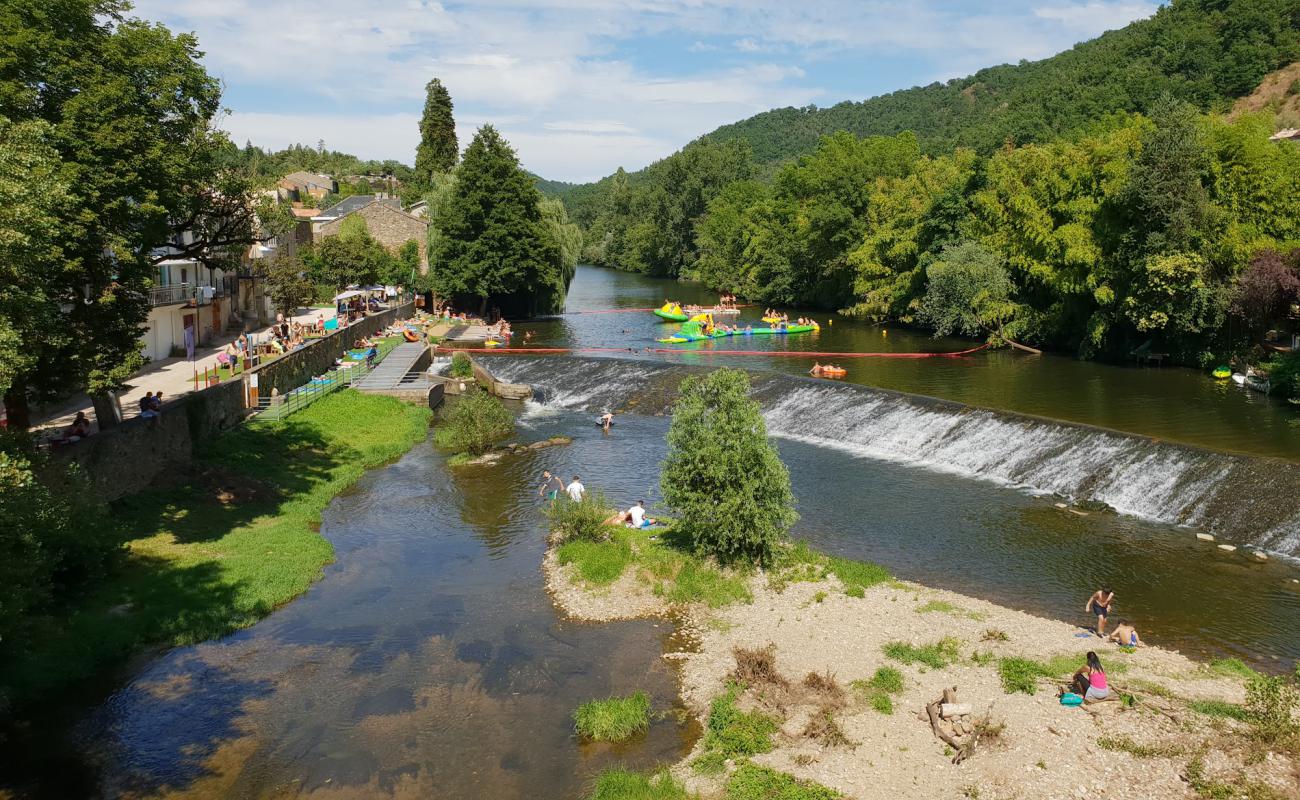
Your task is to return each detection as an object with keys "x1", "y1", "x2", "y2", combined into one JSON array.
[
  {"x1": 250, "y1": 337, "x2": 402, "y2": 422},
  {"x1": 149, "y1": 283, "x2": 197, "y2": 306}
]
